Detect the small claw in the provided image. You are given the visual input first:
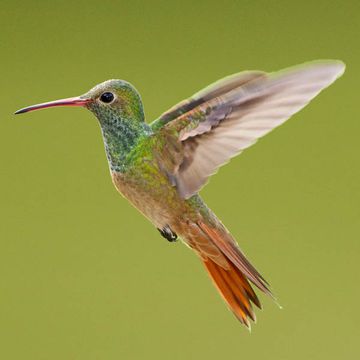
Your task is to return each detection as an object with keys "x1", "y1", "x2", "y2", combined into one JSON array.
[{"x1": 157, "y1": 225, "x2": 178, "y2": 242}]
